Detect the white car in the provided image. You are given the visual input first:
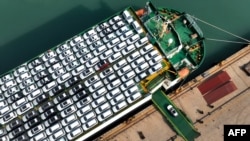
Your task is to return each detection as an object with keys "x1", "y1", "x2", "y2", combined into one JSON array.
[
  {"x1": 134, "y1": 72, "x2": 148, "y2": 83},
  {"x1": 126, "y1": 51, "x2": 140, "y2": 63},
  {"x1": 148, "y1": 63, "x2": 163, "y2": 74},
  {"x1": 107, "y1": 79, "x2": 121, "y2": 90},
  {"x1": 132, "y1": 20, "x2": 143, "y2": 34},
  {"x1": 110, "y1": 94, "x2": 124, "y2": 106},
  {"x1": 113, "y1": 41, "x2": 127, "y2": 52},
  {"x1": 121, "y1": 70, "x2": 135, "y2": 82},
  {"x1": 31, "y1": 64, "x2": 46, "y2": 75},
  {"x1": 149, "y1": 55, "x2": 163, "y2": 66},
  {"x1": 13, "y1": 65, "x2": 29, "y2": 77},
  {"x1": 127, "y1": 92, "x2": 142, "y2": 104},
  {"x1": 52, "y1": 67, "x2": 66, "y2": 79},
  {"x1": 57, "y1": 72, "x2": 72, "y2": 84},
  {"x1": 61, "y1": 105, "x2": 77, "y2": 118},
  {"x1": 5, "y1": 85, "x2": 20, "y2": 98},
  {"x1": 28, "y1": 58, "x2": 43, "y2": 69},
  {"x1": 69, "y1": 36, "x2": 83, "y2": 47},
  {"x1": 121, "y1": 44, "x2": 136, "y2": 56},
  {"x1": 117, "y1": 65, "x2": 131, "y2": 76},
  {"x1": 83, "y1": 118, "x2": 98, "y2": 131},
  {"x1": 19, "y1": 77, "x2": 34, "y2": 89},
  {"x1": 112, "y1": 20, "x2": 125, "y2": 30},
  {"x1": 30, "y1": 132, "x2": 47, "y2": 141},
  {"x1": 135, "y1": 62, "x2": 149, "y2": 74},
  {"x1": 62, "y1": 55, "x2": 76, "y2": 66},
  {"x1": 99, "y1": 67, "x2": 113, "y2": 79},
  {"x1": 91, "y1": 96, "x2": 106, "y2": 108},
  {"x1": 167, "y1": 104, "x2": 178, "y2": 117},
  {"x1": 145, "y1": 50, "x2": 159, "y2": 61},
  {"x1": 109, "y1": 15, "x2": 122, "y2": 25},
  {"x1": 97, "y1": 109, "x2": 113, "y2": 122},
  {"x1": 41, "y1": 50, "x2": 57, "y2": 62},
  {"x1": 76, "y1": 96, "x2": 92, "y2": 108},
  {"x1": 49, "y1": 129, "x2": 65, "y2": 141},
  {"x1": 84, "y1": 75, "x2": 99, "y2": 87},
  {"x1": 71, "y1": 65, "x2": 85, "y2": 76},
  {"x1": 106, "y1": 38, "x2": 120, "y2": 48},
  {"x1": 135, "y1": 36, "x2": 148, "y2": 48},
  {"x1": 85, "y1": 57, "x2": 99, "y2": 68},
  {"x1": 108, "y1": 52, "x2": 122, "y2": 63},
  {"x1": 113, "y1": 59, "x2": 127, "y2": 70},
  {"x1": 42, "y1": 81, "x2": 57, "y2": 93},
  {"x1": 89, "y1": 40, "x2": 103, "y2": 51},
  {"x1": 92, "y1": 87, "x2": 107, "y2": 99},
  {"x1": 61, "y1": 114, "x2": 77, "y2": 126},
  {"x1": 103, "y1": 73, "x2": 116, "y2": 84},
  {"x1": 131, "y1": 57, "x2": 145, "y2": 68},
  {"x1": 88, "y1": 81, "x2": 103, "y2": 93},
  {"x1": 16, "y1": 72, "x2": 31, "y2": 83},
  {"x1": 140, "y1": 44, "x2": 154, "y2": 55},
  {"x1": 96, "y1": 22, "x2": 109, "y2": 32},
  {"x1": 103, "y1": 33, "x2": 116, "y2": 43},
  {"x1": 65, "y1": 60, "x2": 80, "y2": 71},
  {"x1": 12, "y1": 97, "x2": 27, "y2": 109},
  {"x1": 99, "y1": 27, "x2": 113, "y2": 38},
  {"x1": 57, "y1": 95, "x2": 71, "y2": 107},
  {"x1": 93, "y1": 45, "x2": 107, "y2": 56},
  {"x1": 75, "y1": 47, "x2": 89, "y2": 58},
  {"x1": 115, "y1": 25, "x2": 129, "y2": 36},
  {"x1": 126, "y1": 34, "x2": 140, "y2": 45},
  {"x1": 120, "y1": 30, "x2": 134, "y2": 41},
  {"x1": 79, "y1": 53, "x2": 93, "y2": 64},
  {"x1": 120, "y1": 79, "x2": 135, "y2": 91},
  {"x1": 123, "y1": 10, "x2": 133, "y2": 23},
  {"x1": 95, "y1": 102, "x2": 110, "y2": 114},
  {"x1": 106, "y1": 88, "x2": 121, "y2": 100},
  {"x1": 46, "y1": 123, "x2": 62, "y2": 136},
  {"x1": 27, "y1": 124, "x2": 45, "y2": 138},
  {"x1": 48, "y1": 62, "x2": 63, "y2": 73},
  {"x1": 124, "y1": 86, "x2": 138, "y2": 97},
  {"x1": 45, "y1": 56, "x2": 60, "y2": 67},
  {"x1": 112, "y1": 101, "x2": 127, "y2": 113},
  {"x1": 83, "y1": 29, "x2": 96, "y2": 40},
  {"x1": 56, "y1": 43, "x2": 70, "y2": 54},
  {"x1": 1, "y1": 80, "x2": 17, "y2": 91},
  {"x1": 76, "y1": 105, "x2": 92, "y2": 117},
  {"x1": 59, "y1": 49, "x2": 74, "y2": 60},
  {"x1": 67, "y1": 127, "x2": 83, "y2": 140},
  {"x1": 100, "y1": 49, "x2": 114, "y2": 60},
  {"x1": 86, "y1": 34, "x2": 100, "y2": 45},
  {"x1": 79, "y1": 68, "x2": 94, "y2": 80},
  {"x1": 0, "y1": 73, "x2": 14, "y2": 85}
]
